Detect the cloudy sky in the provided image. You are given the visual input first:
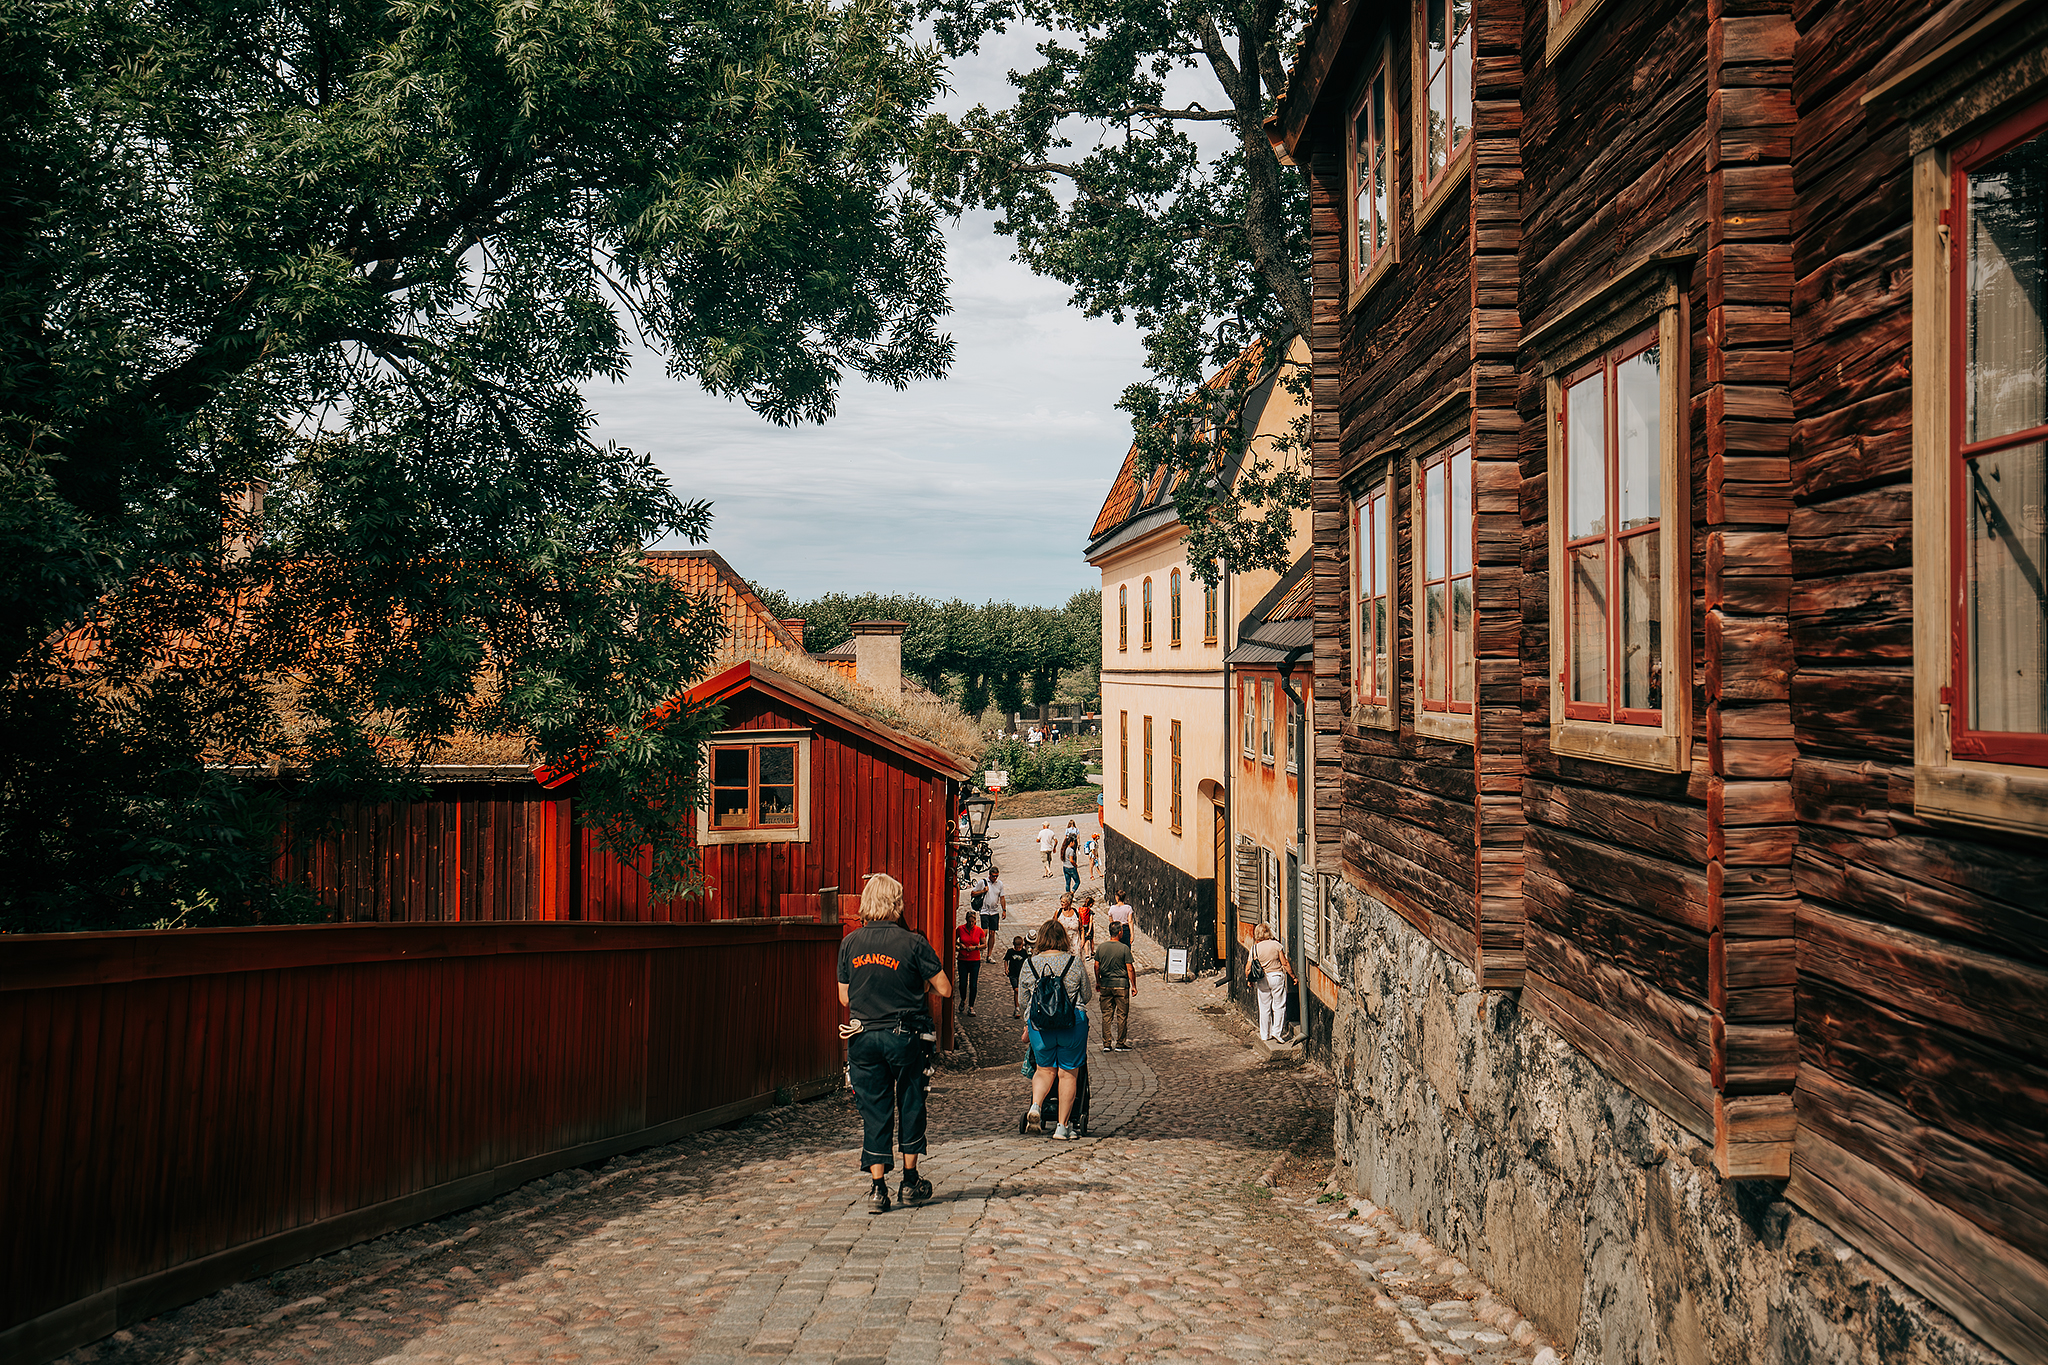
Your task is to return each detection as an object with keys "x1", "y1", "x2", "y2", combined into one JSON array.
[{"x1": 584, "y1": 31, "x2": 1157, "y2": 609}]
